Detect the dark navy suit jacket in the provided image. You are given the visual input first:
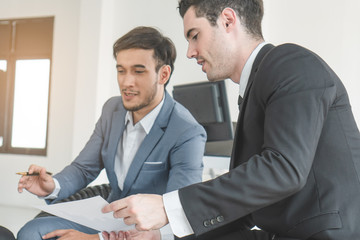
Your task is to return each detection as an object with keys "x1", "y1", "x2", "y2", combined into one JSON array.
[{"x1": 179, "y1": 44, "x2": 360, "y2": 239}]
